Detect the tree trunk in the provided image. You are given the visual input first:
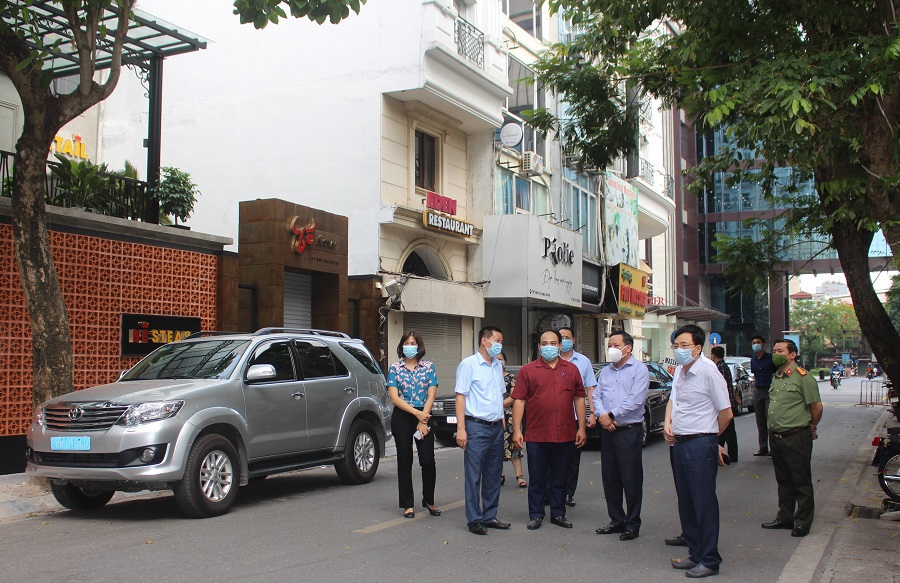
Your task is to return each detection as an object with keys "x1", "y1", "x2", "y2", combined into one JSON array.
[
  {"x1": 831, "y1": 217, "x2": 900, "y2": 383},
  {"x1": 12, "y1": 126, "x2": 73, "y2": 407}
]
